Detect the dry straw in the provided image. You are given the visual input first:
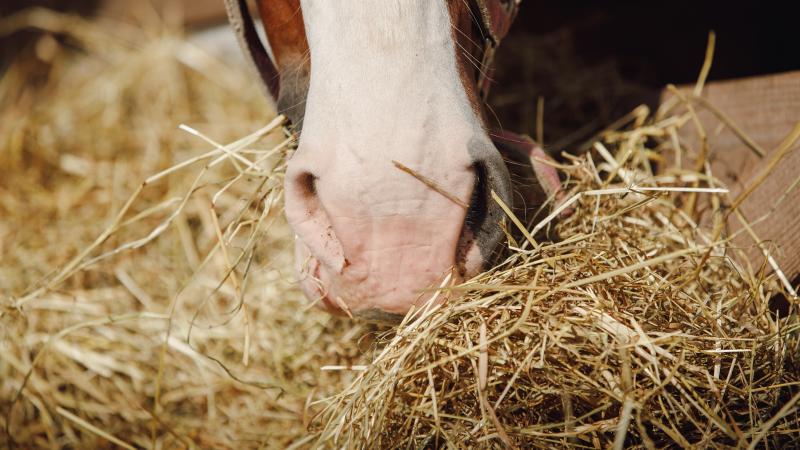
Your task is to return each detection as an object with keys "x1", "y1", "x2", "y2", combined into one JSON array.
[
  {"x1": 1, "y1": 9, "x2": 798, "y2": 450},
  {"x1": 1, "y1": 8, "x2": 366, "y2": 449}
]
